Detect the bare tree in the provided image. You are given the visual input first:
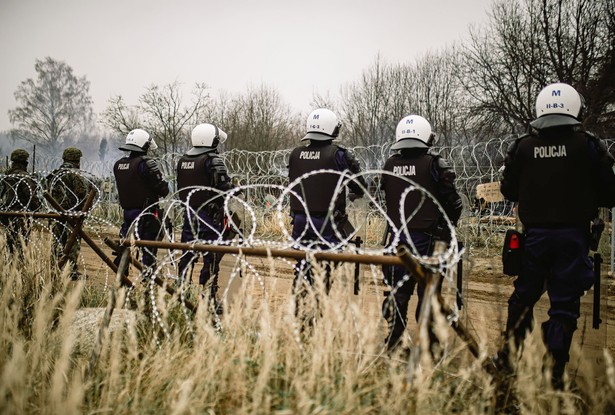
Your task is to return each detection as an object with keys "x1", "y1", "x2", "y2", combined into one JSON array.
[
  {"x1": 141, "y1": 82, "x2": 209, "y2": 153},
  {"x1": 462, "y1": 0, "x2": 615, "y2": 136},
  {"x1": 309, "y1": 92, "x2": 339, "y2": 114},
  {"x1": 596, "y1": 0, "x2": 615, "y2": 135},
  {"x1": 101, "y1": 82, "x2": 210, "y2": 154},
  {"x1": 205, "y1": 84, "x2": 302, "y2": 152},
  {"x1": 340, "y1": 55, "x2": 397, "y2": 148},
  {"x1": 410, "y1": 47, "x2": 474, "y2": 147},
  {"x1": 100, "y1": 95, "x2": 141, "y2": 136},
  {"x1": 339, "y1": 50, "x2": 471, "y2": 148},
  {"x1": 8, "y1": 57, "x2": 94, "y2": 155}
]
